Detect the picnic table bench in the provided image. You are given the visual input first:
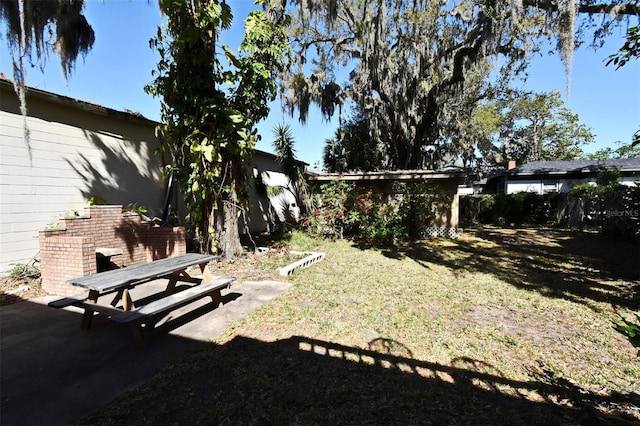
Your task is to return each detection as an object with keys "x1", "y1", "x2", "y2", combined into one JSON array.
[
  {"x1": 48, "y1": 253, "x2": 235, "y2": 344},
  {"x1": 112, "y1": 275, "x2": 235, "y2": 345}
]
